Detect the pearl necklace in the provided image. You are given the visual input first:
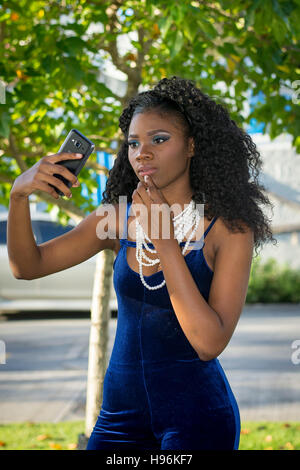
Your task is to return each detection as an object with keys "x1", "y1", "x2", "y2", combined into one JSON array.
[{"x1": 135, "y1": 199, "x2": 201, "y2": 290}]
